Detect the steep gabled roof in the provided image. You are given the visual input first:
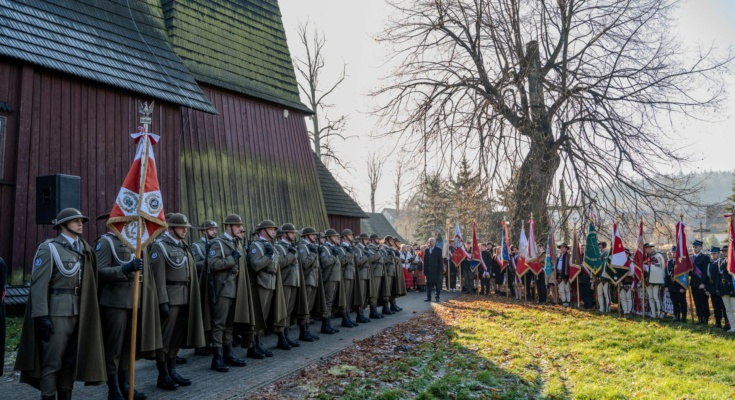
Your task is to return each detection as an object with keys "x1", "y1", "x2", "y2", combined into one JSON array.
[
  {"x1": 361, "y1": 213, "x2": 405, "y2": 242},
  {"x1": 161, "y1": 0, "x2": 312, "y2": 114},
  {"x1": 313, "y1": 152, "x2": 368, "y2": 219},
  {"x1": 0, "y1": 0, "x2": 217, "y2": 113}
]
